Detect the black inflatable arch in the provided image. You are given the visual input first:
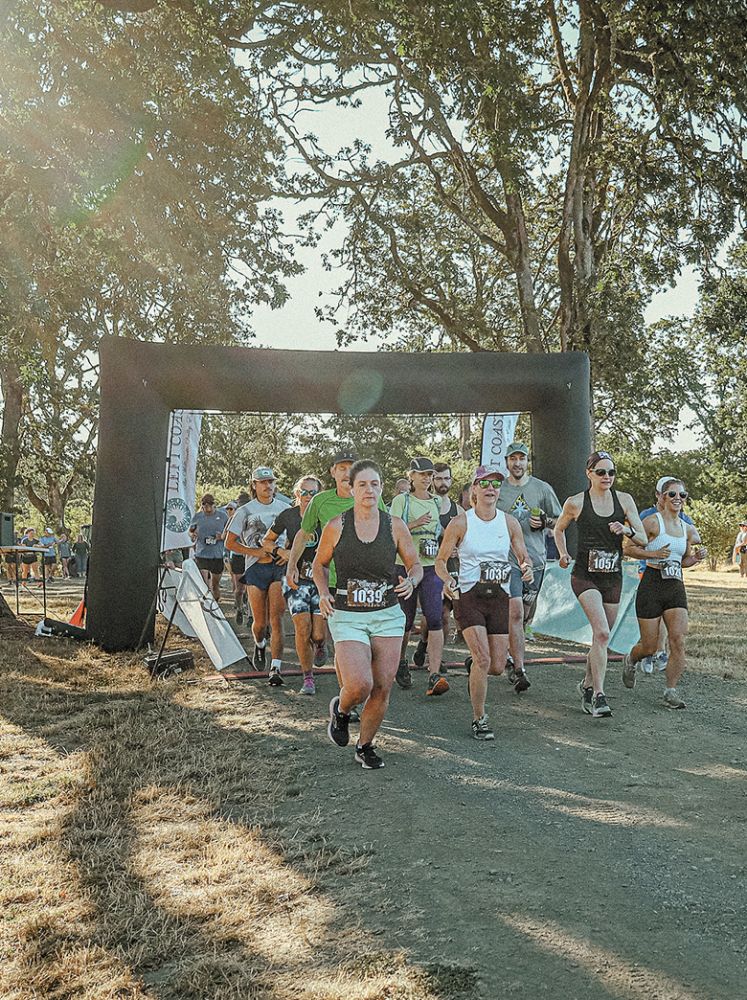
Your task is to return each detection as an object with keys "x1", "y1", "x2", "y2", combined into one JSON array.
[{"x1": 88, "y1": 337, "x2": 591, "y2": 650}]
